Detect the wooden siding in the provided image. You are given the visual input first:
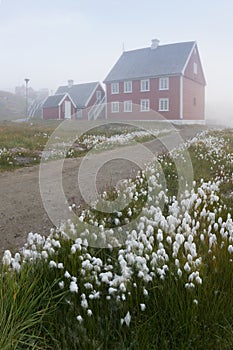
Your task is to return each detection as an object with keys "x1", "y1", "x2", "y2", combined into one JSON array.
[
  {"x1": 184, "y1": 46, "x2": 206, "y2": 85},
  {"x1": 183, "y1": 77, "x2": 205, "y2": 120},
  {"x1": 43, "y1": 95, "x2": 76, "y2": 120},
  {"x1": 106, "y1": 76, "x2": 181, "y2": 120},
  {"x1": 43, "y1": 106, "x2": 59, "y2": 120}
]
